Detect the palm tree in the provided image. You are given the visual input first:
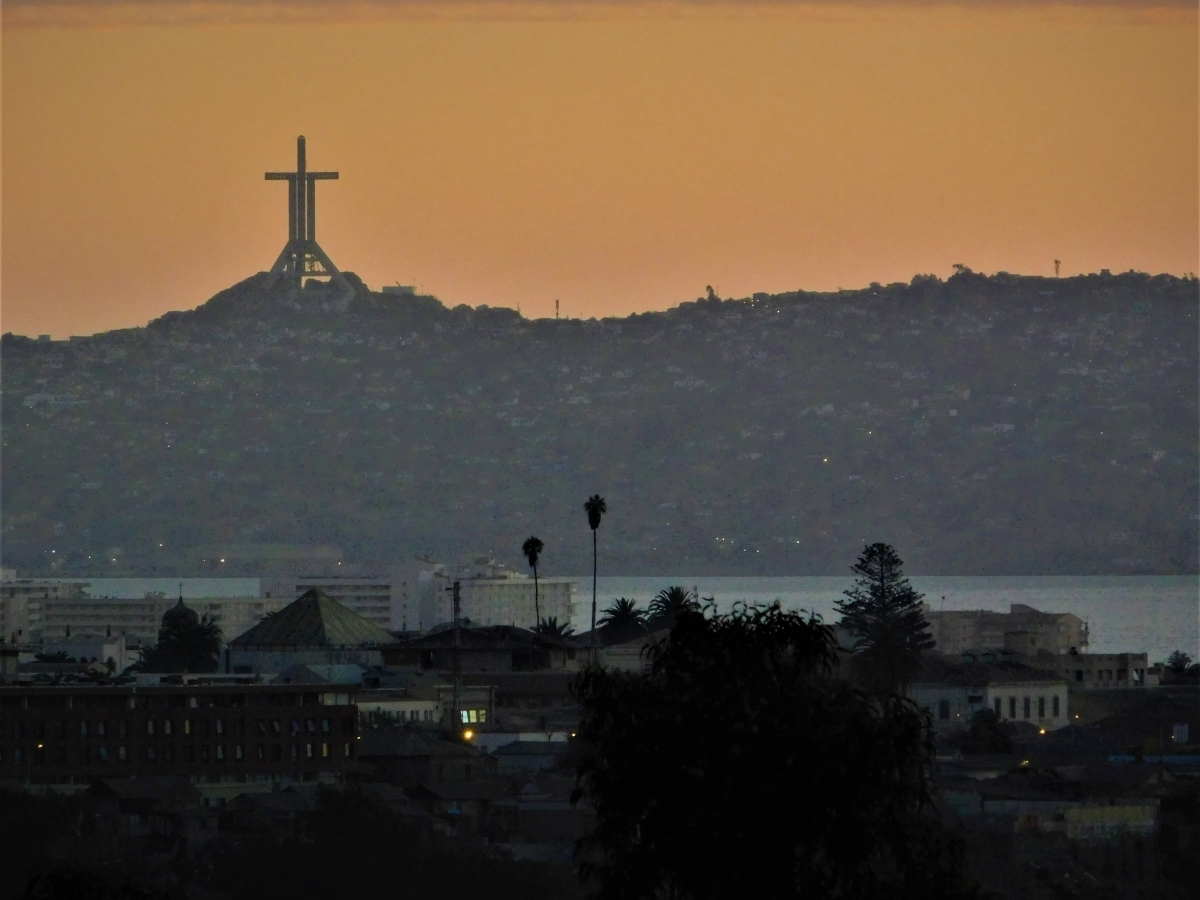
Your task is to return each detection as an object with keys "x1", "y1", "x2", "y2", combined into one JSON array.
[
  {"x1": 598, "y1": 598, "x2": 644, "y2": 629},
  {"x1": 535, "y1": 617, "x2": 575, "y2": 638},
  {"x1": 584, "y1": 494, "x2": 607, "y2": 638},
  {"x1": 648, "y1": 586, "x2": 696, "y2": 622},
  {"x1": 522, "y1": 535, "x2": 545, "y2": 627}
]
